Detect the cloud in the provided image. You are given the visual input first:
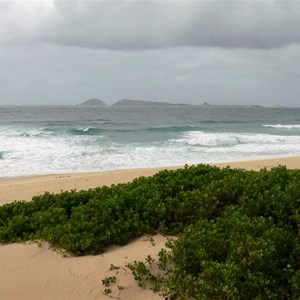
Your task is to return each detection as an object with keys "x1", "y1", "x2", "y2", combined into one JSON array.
[
  {"x1": 1, "y1": 1, "x2": 300, "y2": 50},
  {"x1": 1, "y1": 43, "x2": 300, "y2": 107}
]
